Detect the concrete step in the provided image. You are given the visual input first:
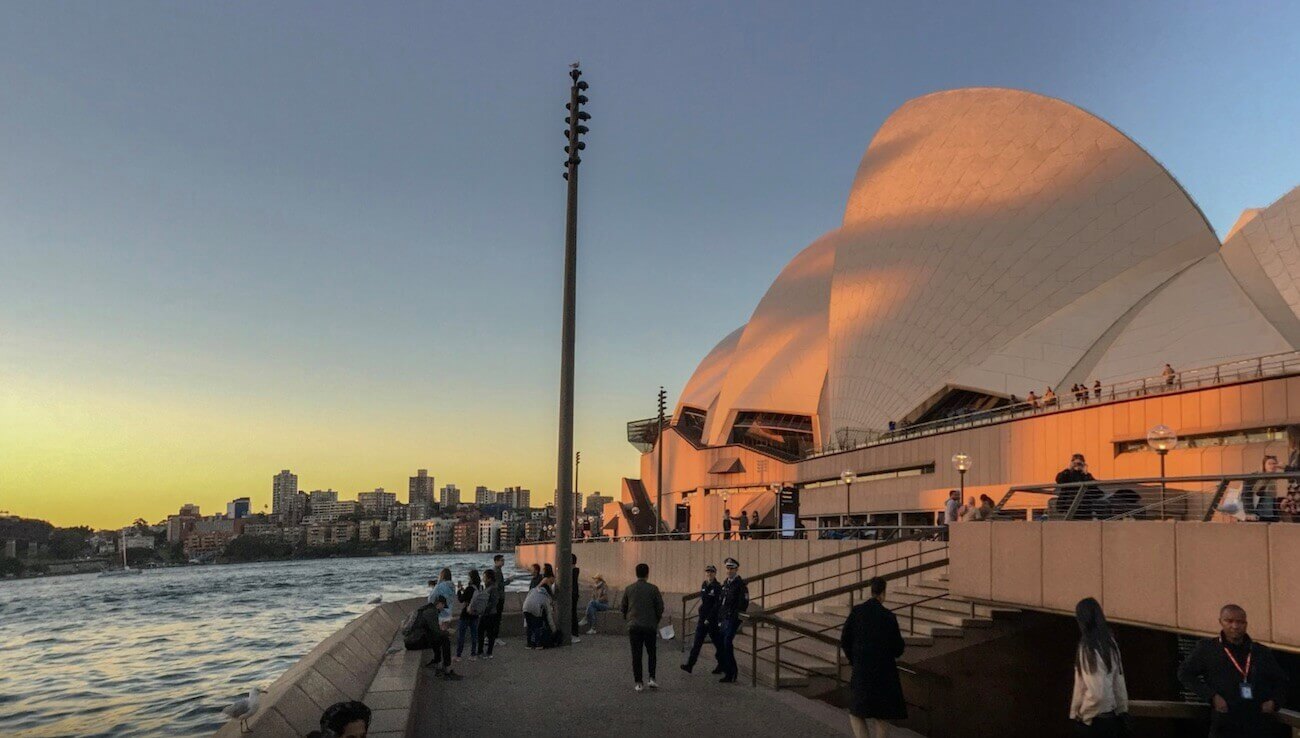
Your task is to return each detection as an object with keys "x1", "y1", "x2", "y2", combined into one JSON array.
[
  {"x1": 735, "y1": 630, "x2": 841, "y2": 679},
  {"x1": 881, "y1": 597, "x2": 993, "y2": 629},
  {"x1": 787, "y1": 611, "x2": 935, "y2": 648},
  {"x1": 728, "y1": 637, "x2": 812, "y2": 689},
  {"x1": 813, "y1": 604, "x2": 964, "y2": 638}
]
